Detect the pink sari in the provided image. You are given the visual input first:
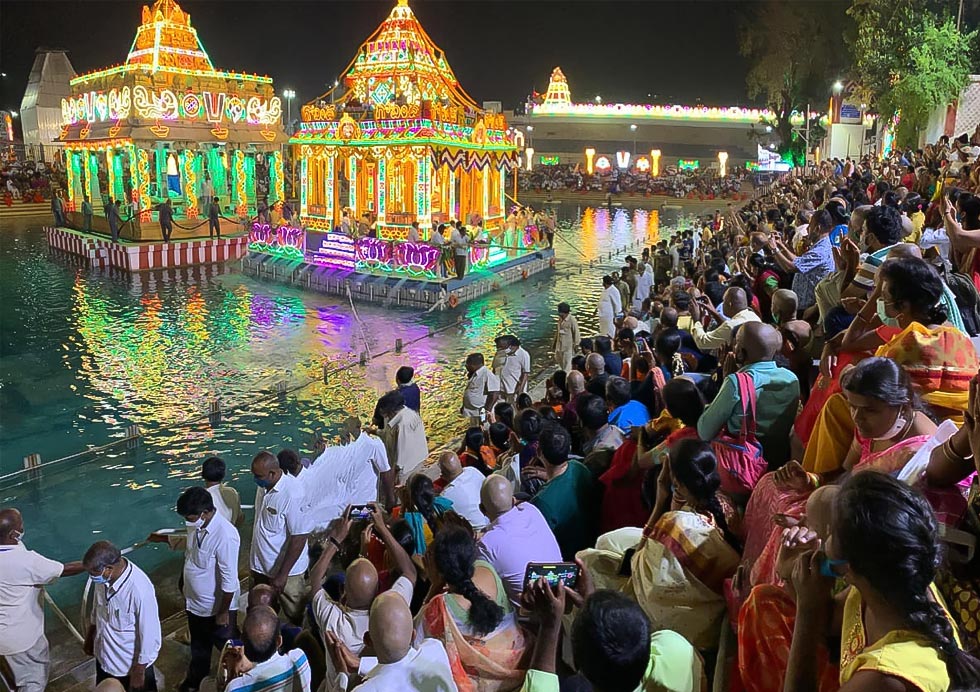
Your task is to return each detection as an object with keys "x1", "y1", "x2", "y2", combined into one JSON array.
[{"x1": 742, "y1": 435, "x2": 931, "y2": 589}]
